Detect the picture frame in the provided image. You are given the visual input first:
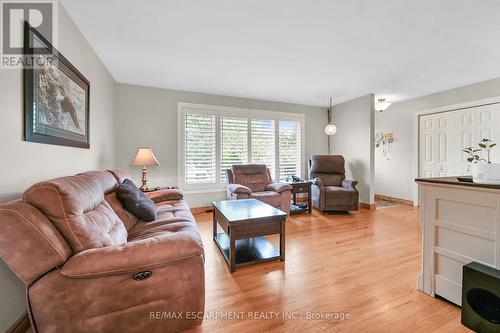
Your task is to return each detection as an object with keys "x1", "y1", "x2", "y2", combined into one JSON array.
[{"x1": 24, "y1": 21, "x2": 90, "y2": 148}]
